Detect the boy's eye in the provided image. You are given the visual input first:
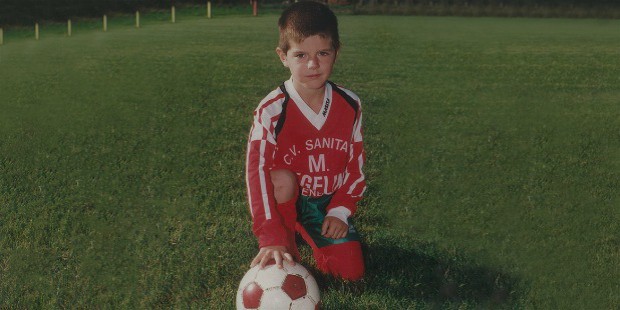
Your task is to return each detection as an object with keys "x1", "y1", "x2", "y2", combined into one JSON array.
[
  {"x1": 319, "y1": 51, "x2": 331, "y2": 56},
  {"x1": 294, "y1": 53, "x2": 306, "y2": 59}
]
